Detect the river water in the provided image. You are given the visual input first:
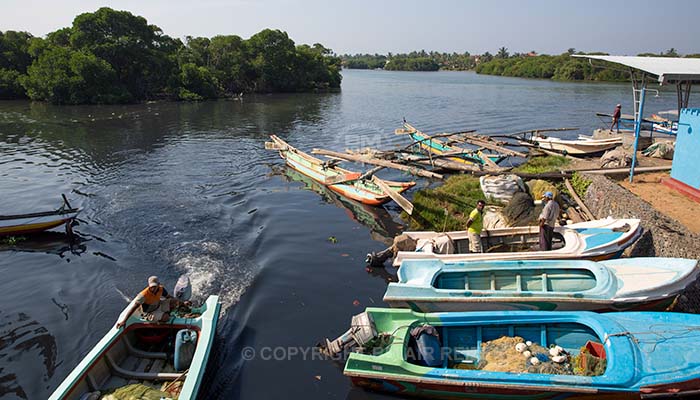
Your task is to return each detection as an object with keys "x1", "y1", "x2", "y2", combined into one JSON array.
[{"x1": 0, "y1": 70, "x2": 687, "y2": 399}]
